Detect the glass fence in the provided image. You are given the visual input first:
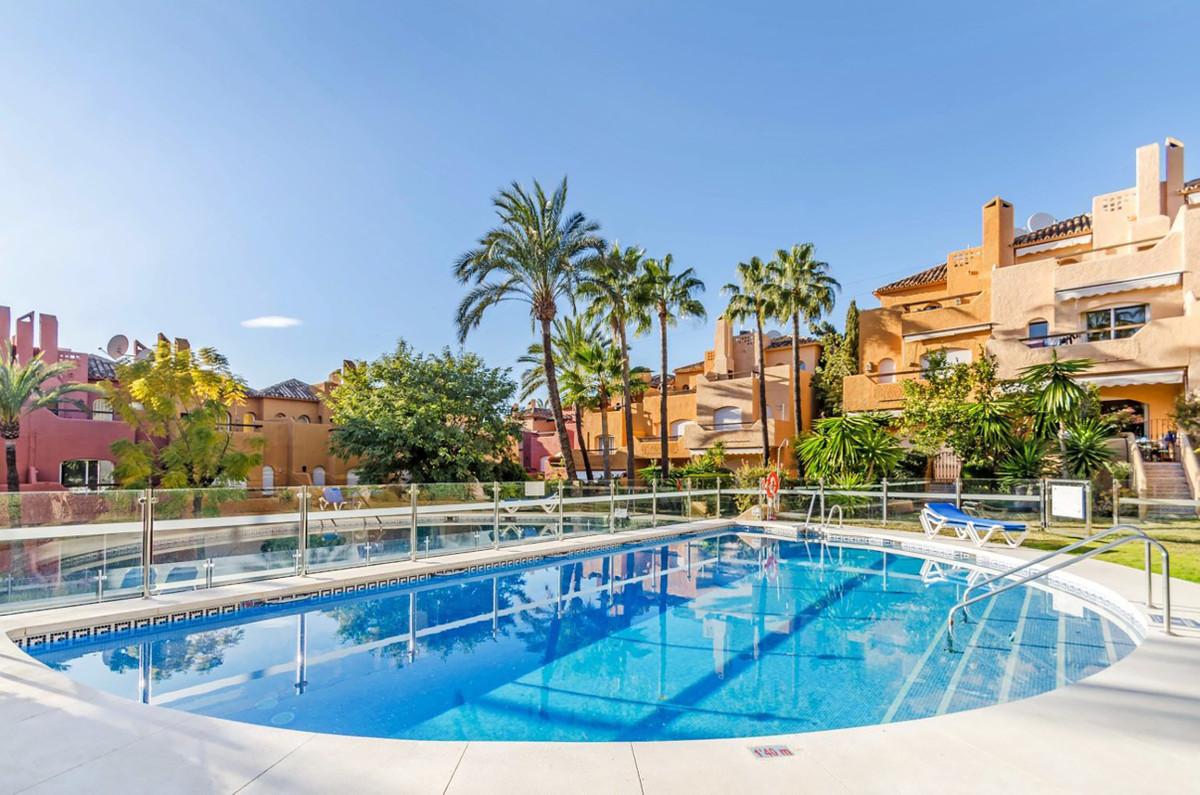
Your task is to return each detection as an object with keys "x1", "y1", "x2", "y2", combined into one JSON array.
[{"x1": 1, "y1": 477, "x2": 1195, "y2": 616}]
